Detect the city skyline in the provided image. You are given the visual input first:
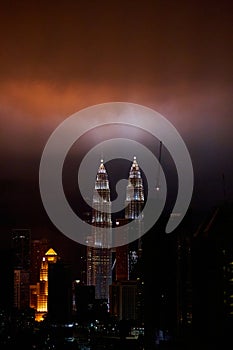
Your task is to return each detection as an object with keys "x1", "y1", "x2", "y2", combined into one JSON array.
[{"x1": 0, "y1": 2, "x2": 232, "y2": 348}]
